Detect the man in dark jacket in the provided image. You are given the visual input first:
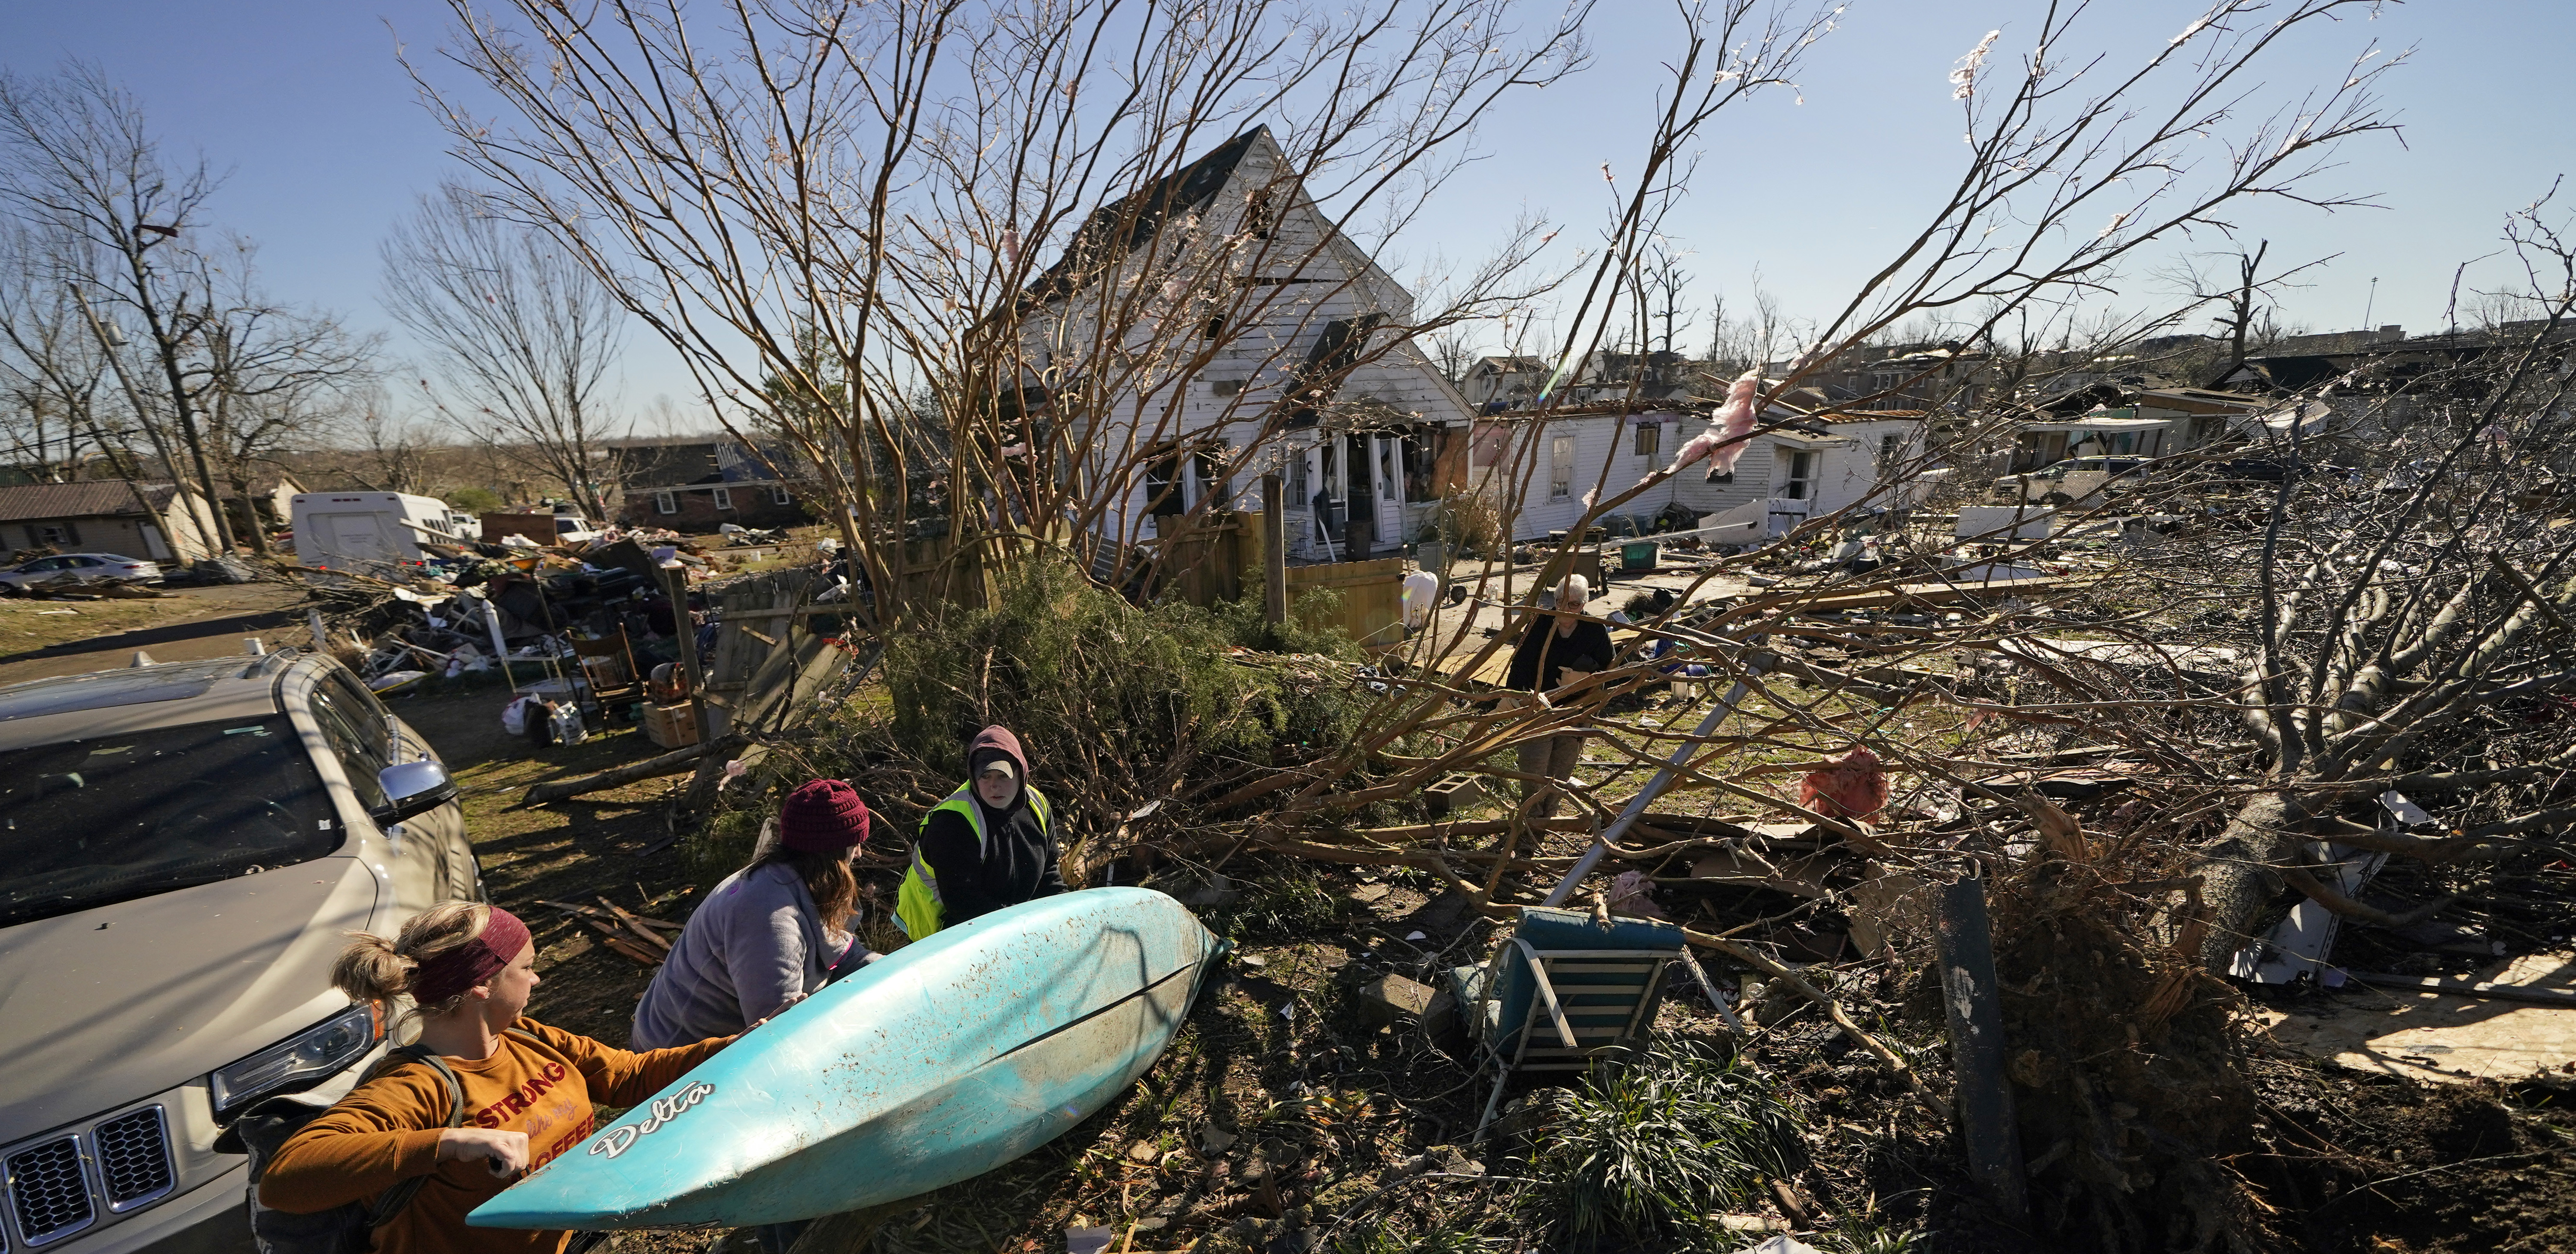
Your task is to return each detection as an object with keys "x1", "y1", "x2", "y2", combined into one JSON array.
[
  {"x1": 896, "y1": 725, "x2": 1068, "y2": 938},
  {"x1": 1505, "y1": 574, "x2": 1614, "y2": 820}
]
